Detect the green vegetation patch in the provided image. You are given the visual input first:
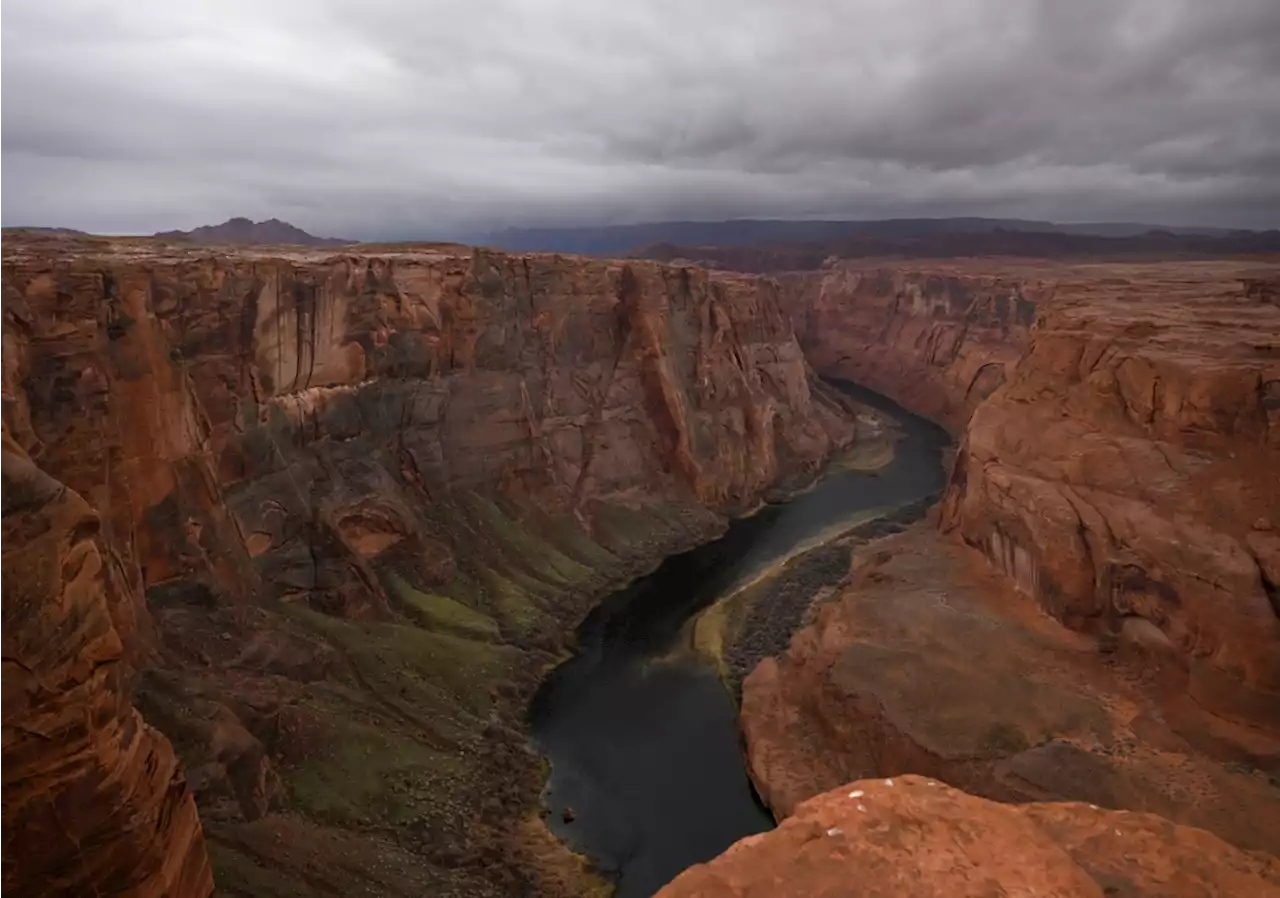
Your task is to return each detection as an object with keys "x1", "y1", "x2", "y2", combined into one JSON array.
[
  {"x1": 282, "y1": 711, "x2": 464, "y2": 827},
  {"x1": 385, "y1": 572, "x2": 500, "y2": 641},
  {"x1": 280, "y1": 603, "x2": 516, "y2": 727},
  {"x1": 466, "y1": 493, "x2": 595, "y2": 588}
]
